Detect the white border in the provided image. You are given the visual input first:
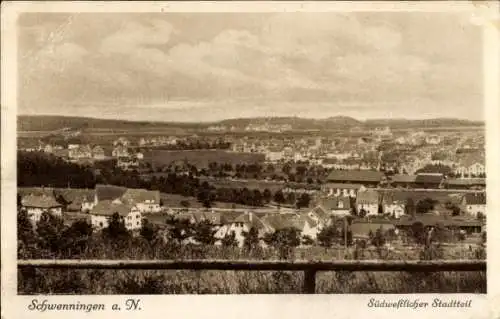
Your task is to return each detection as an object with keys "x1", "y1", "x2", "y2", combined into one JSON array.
[{"x1": 2, "y1": 2, "x2": 499, "y2": 319}]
